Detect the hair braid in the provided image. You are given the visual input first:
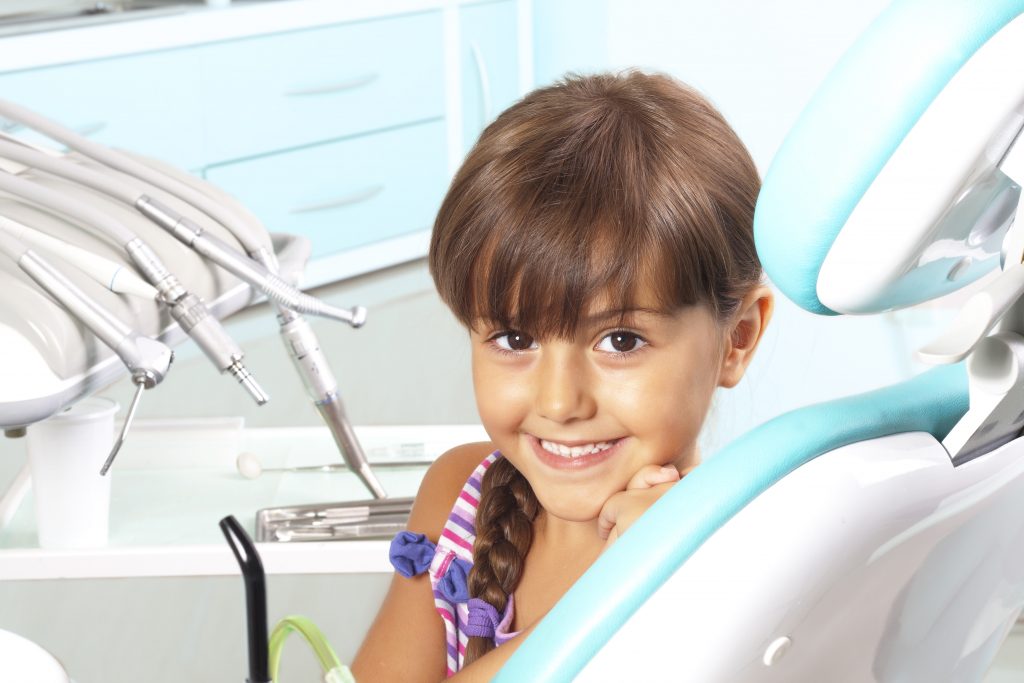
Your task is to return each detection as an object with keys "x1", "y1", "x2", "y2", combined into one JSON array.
[{"x1": 464, "y1": 456, "x2": 538, "y2": 664}]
